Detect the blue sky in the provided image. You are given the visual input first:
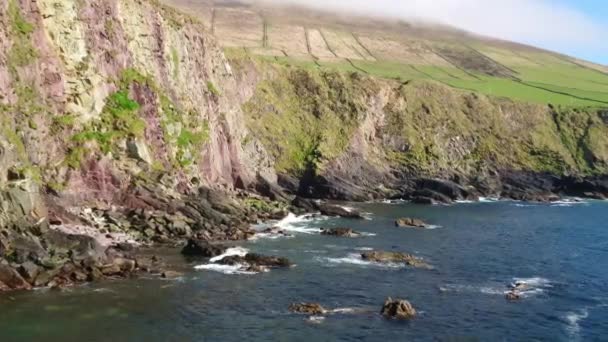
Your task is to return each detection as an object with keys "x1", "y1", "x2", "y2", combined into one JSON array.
[
  {"x1": 551, "y1": 0, "x2": 607, "y2": 63},
  {"x1": 274, "y1": 0, "x2": 608, "y2": 65}
]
